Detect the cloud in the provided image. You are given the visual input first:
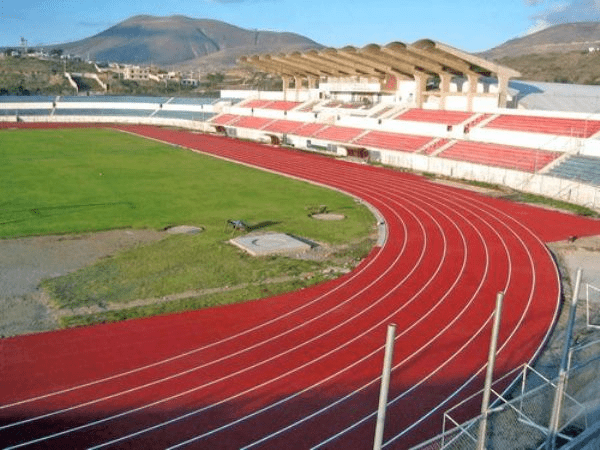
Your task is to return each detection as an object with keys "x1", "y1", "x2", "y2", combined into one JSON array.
[
  {"x1": 526, "y1": 19, "x2": 552, "y2": 34},
  {"x1": 529, "y1": 0, "x2": 600, "y2": 24}
]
